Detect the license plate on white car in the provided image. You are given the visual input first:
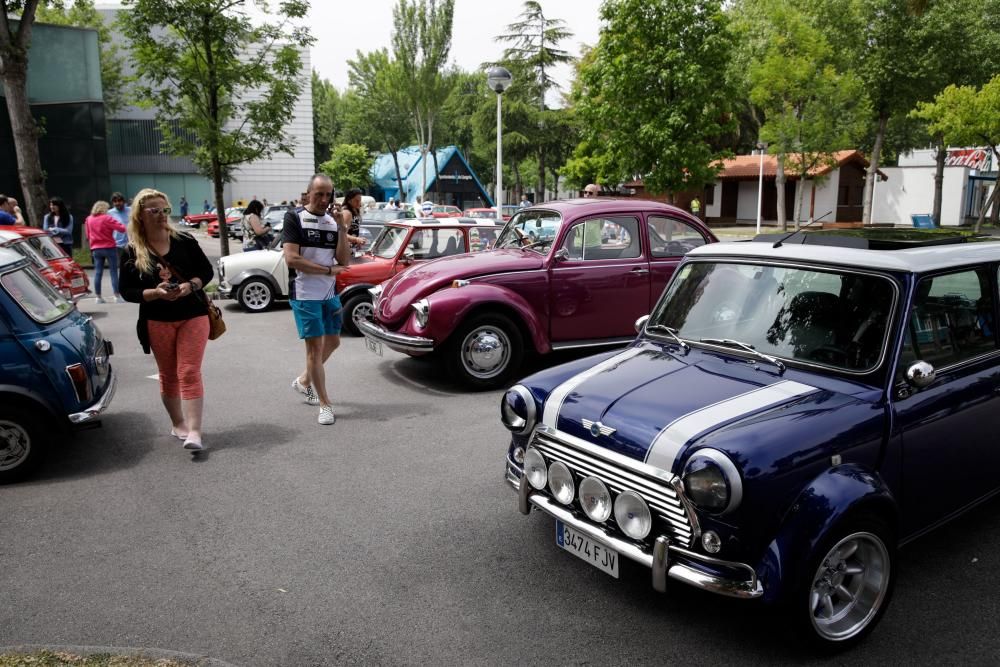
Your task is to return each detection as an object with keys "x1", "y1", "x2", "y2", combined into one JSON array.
[
  {"x1": 556, "y1": 520, "x2": 619, "y2": 578},
  {"x1": 365, "y1": 337, "x2": 383, "y2": 357}
]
